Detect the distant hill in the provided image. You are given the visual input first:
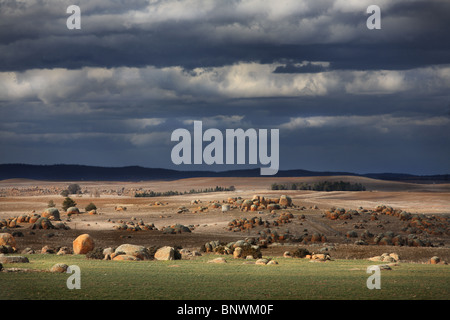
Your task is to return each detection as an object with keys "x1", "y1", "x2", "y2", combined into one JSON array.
[{"x1": 0, "y1": 164, "x2": 448, "y2": 184}]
